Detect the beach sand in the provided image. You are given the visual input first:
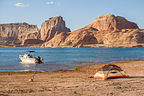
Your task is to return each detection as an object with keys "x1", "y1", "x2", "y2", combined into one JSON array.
[{"x1": 0, "y1": 61, "x2": 144, "y2": 96}]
